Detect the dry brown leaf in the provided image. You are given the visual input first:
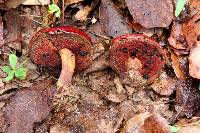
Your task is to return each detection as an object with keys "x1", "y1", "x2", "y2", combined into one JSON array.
[
  {"x1": 99, "y1": 0, "x2": 131, "y2": 38},
  {"x1": 125, "y1": 0, "x2": 173, "y2": 28},
  {"x1": 0, "y1": 111, "x2": 6, "y2": 132},
  {"x1": 122, "y1": 112, "x2": 171, "y2": 133},
  {"x1": 189, "y1": 42, "x2": 200, "y2": 79},
  {"x1": 168, "y1": 21, "x2": 189, "y2": 50},
  {"x1": 175, "y1": 81, "x2": 200, "y2": 118},
  {"x1": 62, "y1": 103, "x2": 120, "y2": 133},
  {"x1": 0, "y1": 15, "x2": 3, "y2": 48},
  {"x1": 169, "y1": 0, "x2": 200, "y2": 49},
  {"x1": 22, "y1": 0, "x2": 50, "y2": 5},
  {"x1": 50, "y1": 124, "x2": 69, "y2": 133},
  {"x1": 3, "y1": 0, "x2": 25, "y2": 8},
  {"x1": 182, "y1": 0, "x2": 200, "y2": 48},
  {"x1": 75, "y1": 6, "x2": 92, "y2": 21},
  {"x1": 65, "y1": 0, "x2": 83, "y2": 6},
  {"x1": 84, "y1": 52, "x2": 109, "y2": 74},
  {"x1": 170, "y1": 51, "x2": 186, "y2": 80},
  {"x1": 150, "y1": 72, "x2": 177, "y2": 96},
  {"x1": 176, "y1": 117, "x2": 200, "y2": 133},
  {"x1": 3, "y1": 10, "x2": 22, "y2": 51},
  {"x1": 5, "y1": 80, "x2": 53, "y2": 133},
  {"x1": 0, "y1": 0, "x2": 6, "y2": 4},
  {"x1": 140, "y1": 113, "x2": 171, "y2": 133}
]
